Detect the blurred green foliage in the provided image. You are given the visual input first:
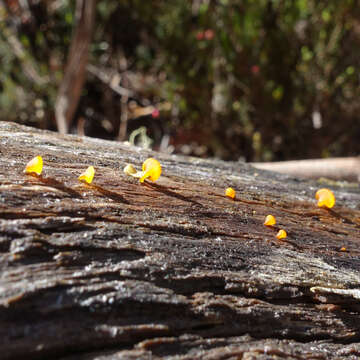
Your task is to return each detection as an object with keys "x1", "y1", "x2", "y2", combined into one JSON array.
[{"x1": 1, "y1": 0, "x2": 360, "y2": 161}]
